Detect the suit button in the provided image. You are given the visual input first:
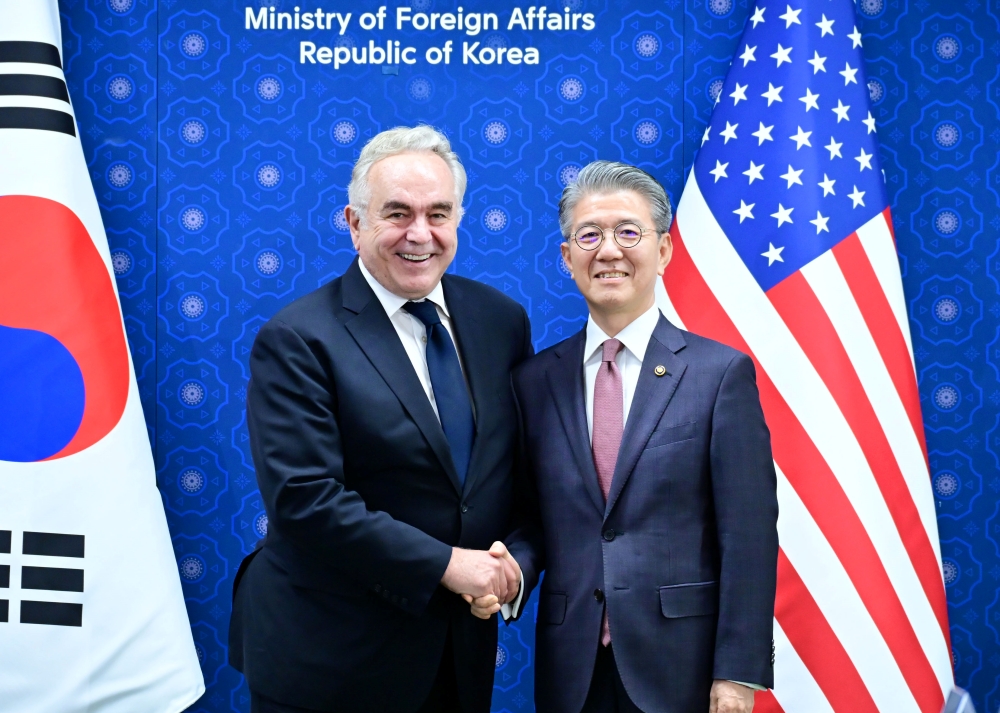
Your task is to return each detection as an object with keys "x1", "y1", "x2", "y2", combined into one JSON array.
[
  {"x1": 374, "y1": 583, "x2": 382, "y2": 593},
  {"x1": 461, "y1": 504, "x2": 469, "y2": 513},
  {"x1": 594, "y1": 588, "x2": 605, "y2": 603},
  {"x1": 603, "y1": 529, "x2": 616, "y2": 542}
]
